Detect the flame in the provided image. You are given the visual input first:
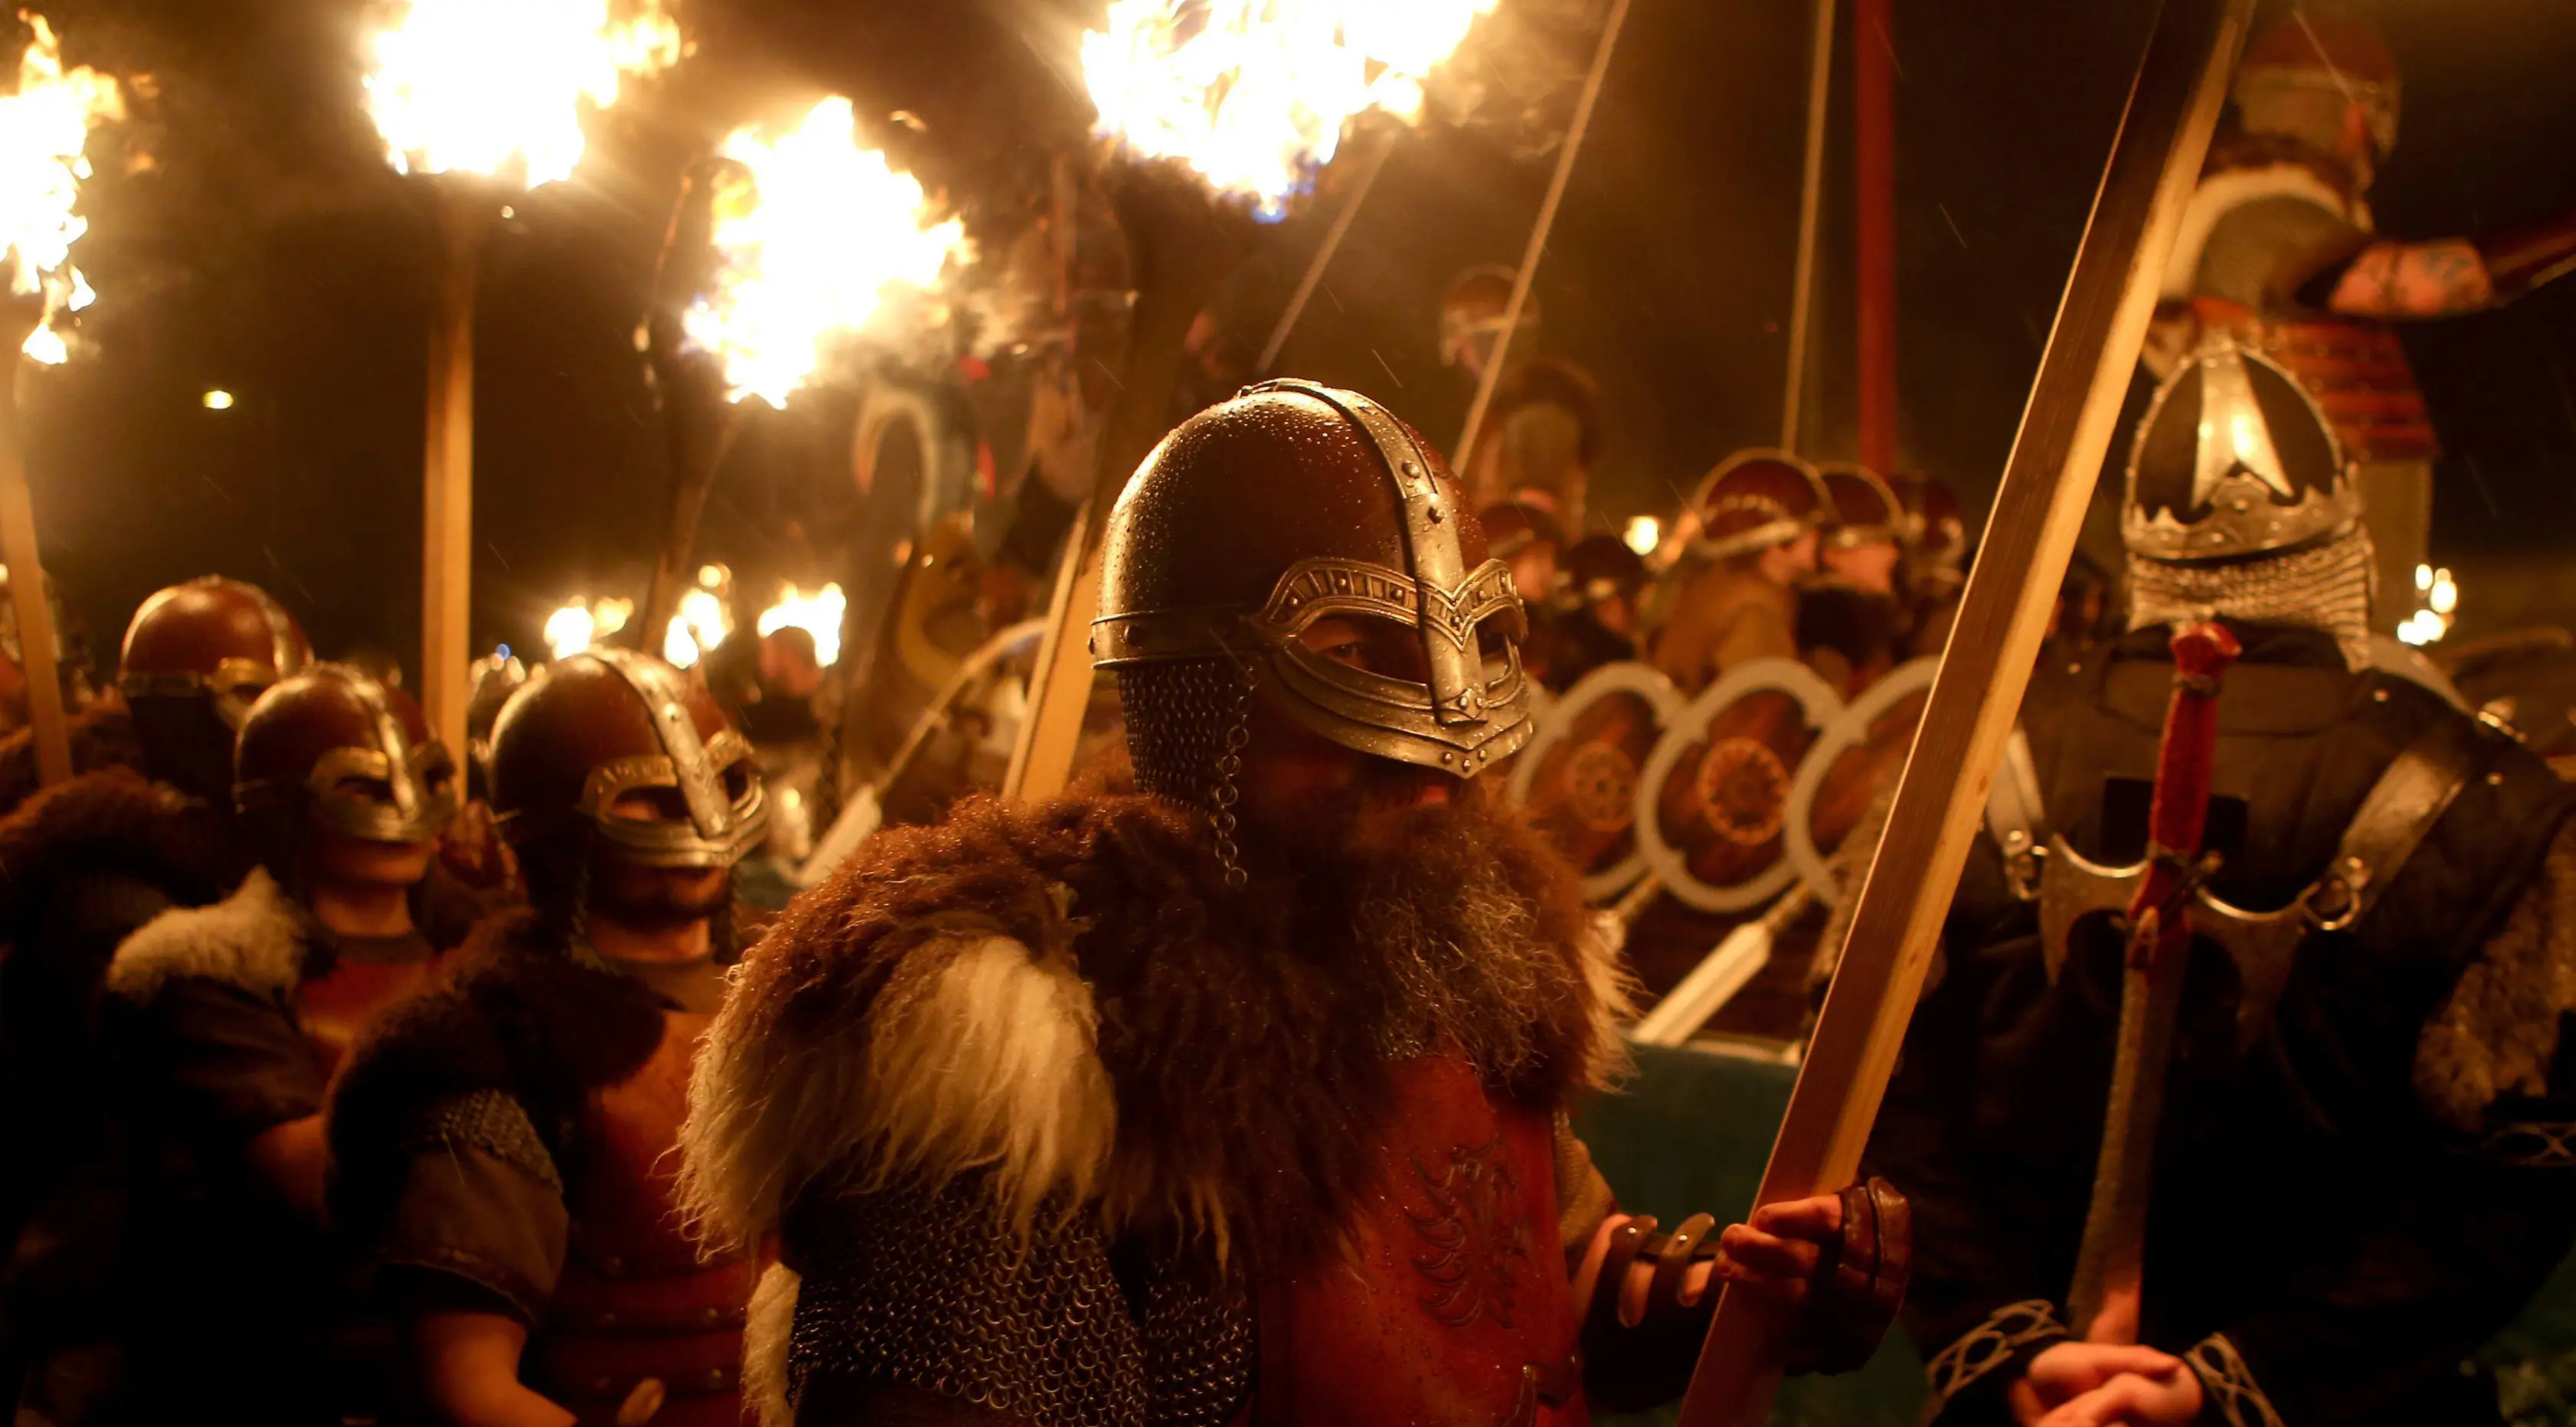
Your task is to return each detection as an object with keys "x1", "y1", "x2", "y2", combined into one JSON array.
[
  {"x1": 542, "y1": 593, "x2": 634, "y2": 660},
  {"x1": 543, "y1": 601, "x2": 595, "y2": 660},
  {"x1": 683, "y1": 98, "x2": 965, "y2": 405},
  {"x1": 661, "y1": 585, "x2": 730, "y2": 668},
  {"x1": 1081, "y1": 0, "x2": 1498, "y2": 219},
  {"x1": 757, "y1": 582, "x2": 846, "y2": 667},
  {"x1": 364, "y1": 0, "x2": 678, "y2": 186},
  {"x1": 0, "y1": 15, "x2": 123, "y2": 364}
]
